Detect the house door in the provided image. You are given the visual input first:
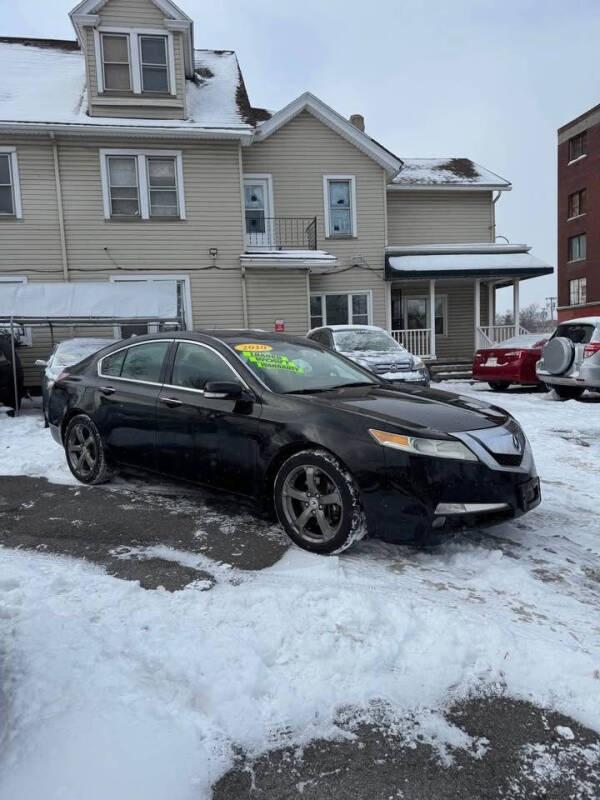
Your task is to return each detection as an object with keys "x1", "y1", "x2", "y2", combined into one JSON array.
[{"x1": 244, "y1": 176, "x2": 273, "y2": 249}]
